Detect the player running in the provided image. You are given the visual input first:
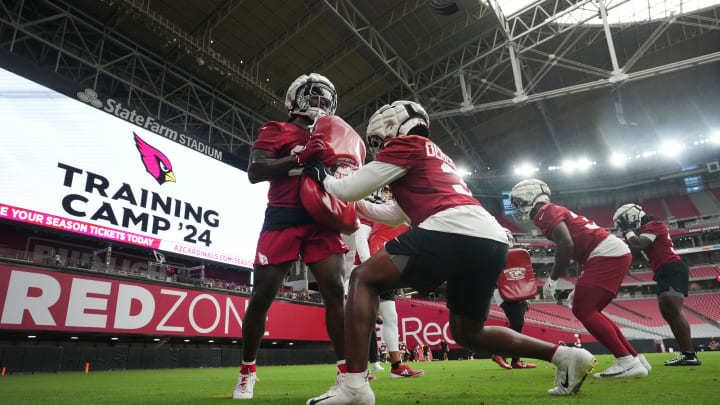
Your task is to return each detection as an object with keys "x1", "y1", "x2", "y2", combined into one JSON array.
[
  {"x1": 510, "y1": 180, "x2": 649, "y2": 379},
  {"x1": 232, "y1": 73, "x2": 348, "y2": 400},
  {"x1": 304, "y1": 101, "x2": 597, "y2": 404},
  {"x1": 613, "y1": 204, "x2": 700, "y2": 366}
]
